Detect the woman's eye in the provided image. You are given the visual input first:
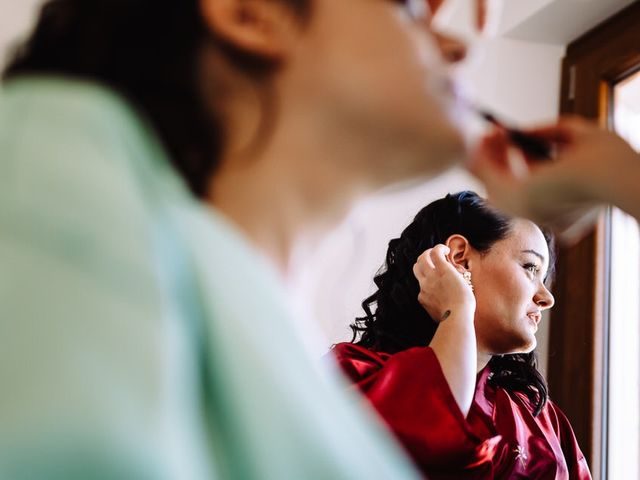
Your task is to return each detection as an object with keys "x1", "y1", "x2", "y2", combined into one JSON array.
[
  {"x1": 523, "y1": 263, "x2": 540, "y2": 275},
  {"x1": 395, "y1": 0, "x2": 431, "y2": 21}
]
